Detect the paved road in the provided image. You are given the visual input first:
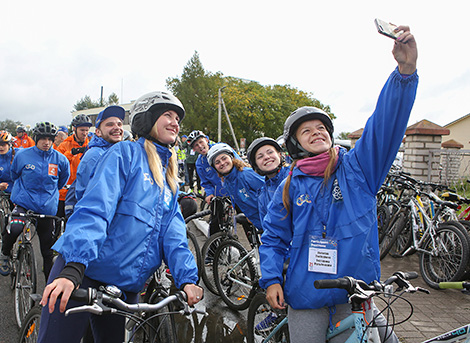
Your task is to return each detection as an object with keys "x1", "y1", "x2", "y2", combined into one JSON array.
[{"x1": 1, "y1": 225, "x2": 469, "y2": 343}]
